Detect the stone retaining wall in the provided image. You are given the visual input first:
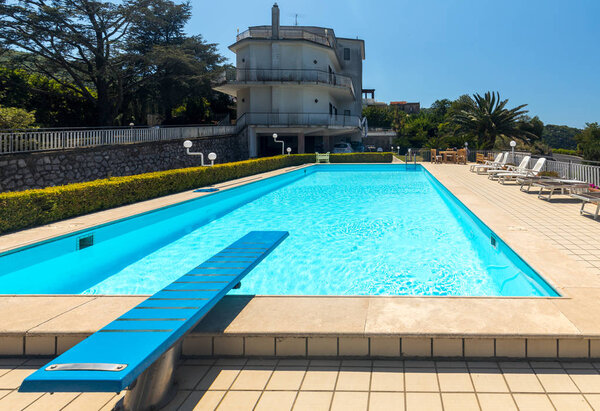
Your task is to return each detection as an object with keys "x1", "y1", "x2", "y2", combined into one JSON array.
[{"x1": 0, "y1": 134, "x2": 248, "y2": 192}]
